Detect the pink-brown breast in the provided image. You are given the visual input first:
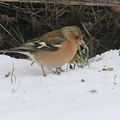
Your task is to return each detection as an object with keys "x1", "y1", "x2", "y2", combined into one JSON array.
[{"x1": 34, "y1": 40, "x2": 78, "y2": 68}]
